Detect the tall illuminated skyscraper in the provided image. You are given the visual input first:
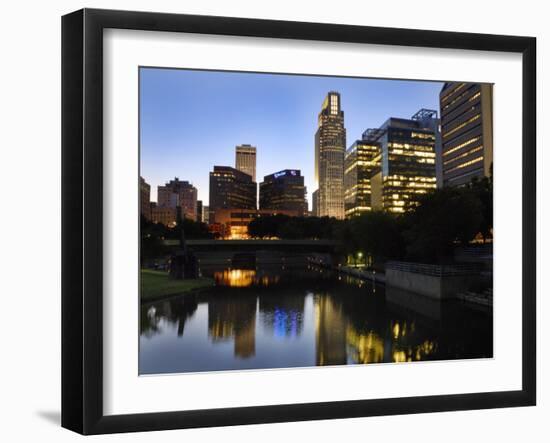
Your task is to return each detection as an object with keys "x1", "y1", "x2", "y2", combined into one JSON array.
[
  {"x1": 235, "y1": 144, "x2": 257, "y2": 181},
  {"x1": 344, "y1": 139, "x2": 381, "y2": 217},
  {"x1": 314, "y1": 92, "x2": 346, "y2": 219},
  {"x1": 439, "y1": 83, "x2": 493, "y2": 187},
  {"x1": 369, "y1": 109, "x2": 439, "y2": 213}
]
